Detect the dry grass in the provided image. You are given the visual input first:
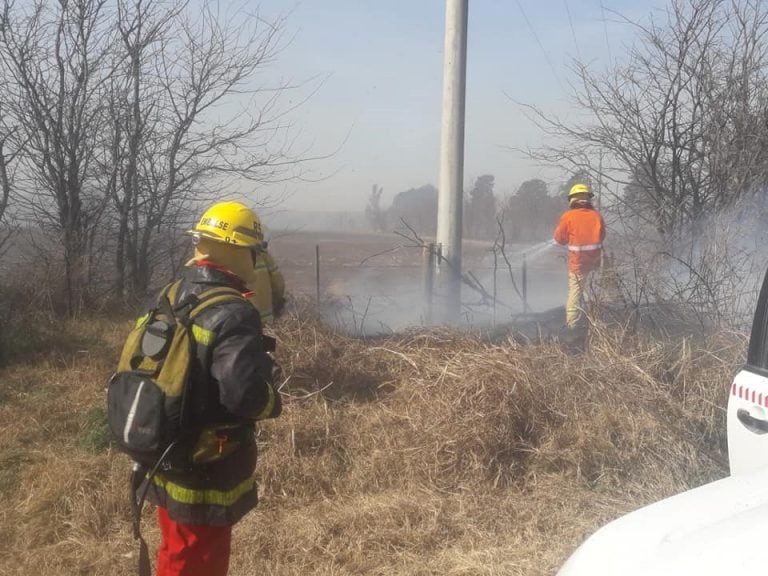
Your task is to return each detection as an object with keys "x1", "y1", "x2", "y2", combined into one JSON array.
[{"x1": 0, "y1": 302, "x2": 744, "y2": 575}]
